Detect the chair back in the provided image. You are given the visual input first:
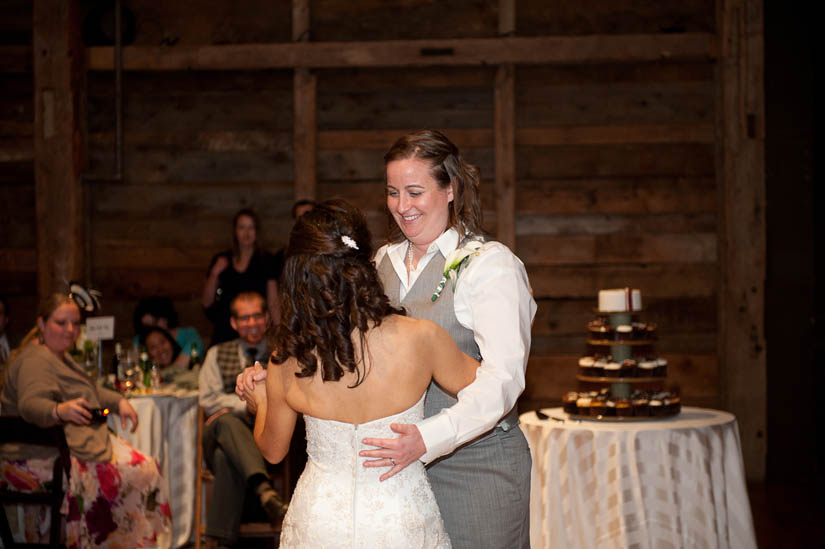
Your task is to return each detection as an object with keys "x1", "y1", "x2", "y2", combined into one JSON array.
[{"x1": 0, "y1": 416, "x2": 71, "y2": 548}]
